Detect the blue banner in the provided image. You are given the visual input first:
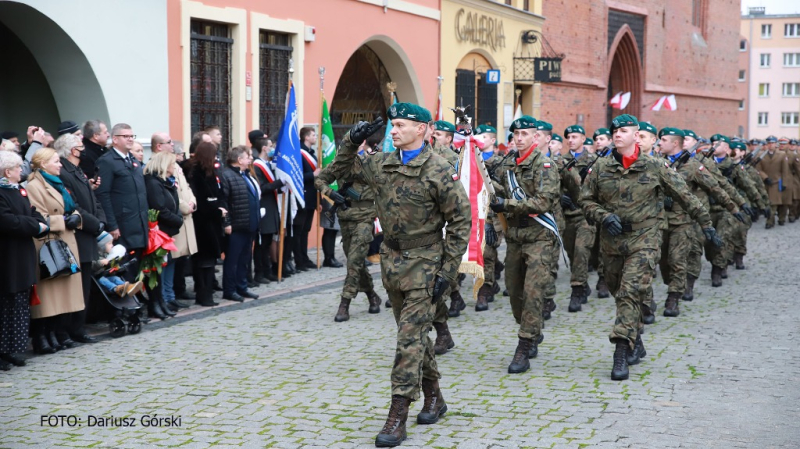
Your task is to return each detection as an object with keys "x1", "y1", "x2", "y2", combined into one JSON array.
[{"x1": 274, "y1": 83, "x2": 305, "y2": 208}]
